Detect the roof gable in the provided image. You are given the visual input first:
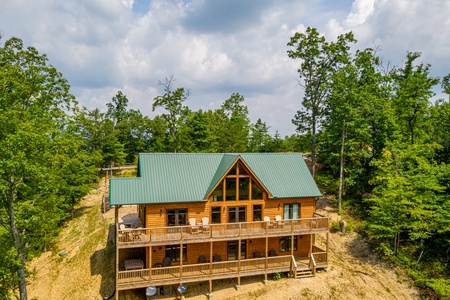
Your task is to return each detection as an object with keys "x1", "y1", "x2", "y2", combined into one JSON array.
[{"x1": 204, "y1": 155, "x2": 272, "y2": 199}]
